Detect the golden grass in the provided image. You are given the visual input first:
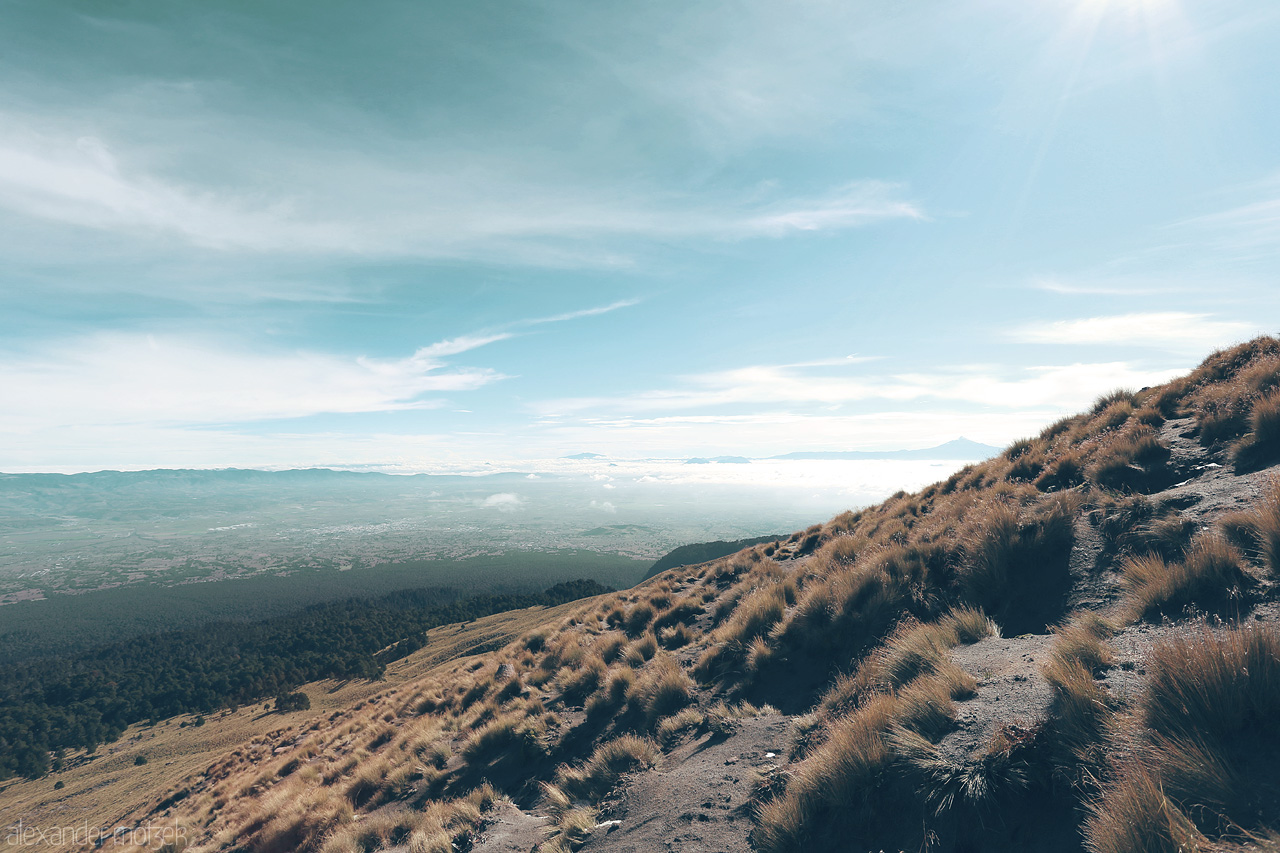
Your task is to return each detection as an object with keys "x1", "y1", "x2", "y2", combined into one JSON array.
[
  {"x1": 957, "y1": 494, "x2": 1076, "y2": 631},
  {"x1": 1085, "y1": 627, "x2": 1280, "y2": 851},
  {"x1": 1084, "y1": 759, "x2": 1208, "y2": 853},
  {"x1": 655, "y1": 708, "x2": 705, "y2": 749},
  {"x1": 1049, "y1": 611, "x2": 1115, "y2": 675},
  {"x1": 1222, "y1": 477, "x2": 1280, "y2": 575},
  {"x1": 1121, "y1": 535, "x2": 1249, "y2": 620},
  {"x1": 821, "y1": 607, "x2": 995, "y2": 714},
  {"x1": 557, "y1": 735, "x2": 658, "y2": 802},
  {"x1": 627, "y1": 654, "x2": 694, "y2": 729},
  {"x1": 1142, "y1": 627, "x2": 1280, "y2": 745},
  {"x1": 556, "y1": 656, "x2": 606, "y2": 706},
  {"x1": 694, "y1": 583, "x2": 787, "y2": 681}
]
